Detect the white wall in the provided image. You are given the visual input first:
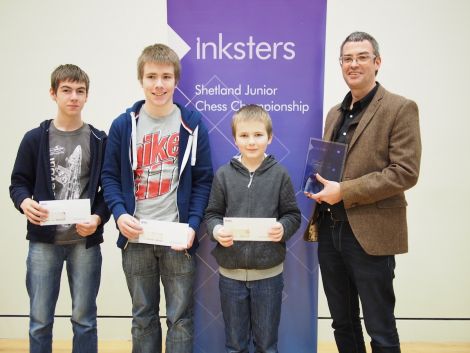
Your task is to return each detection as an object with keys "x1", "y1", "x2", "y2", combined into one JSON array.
[
  {"x1": 0, "y1": 0, "x2": 168, "y2": 340},
  {"x1": 1, "y1": 0, "x2": 469, "y2": 343}
]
